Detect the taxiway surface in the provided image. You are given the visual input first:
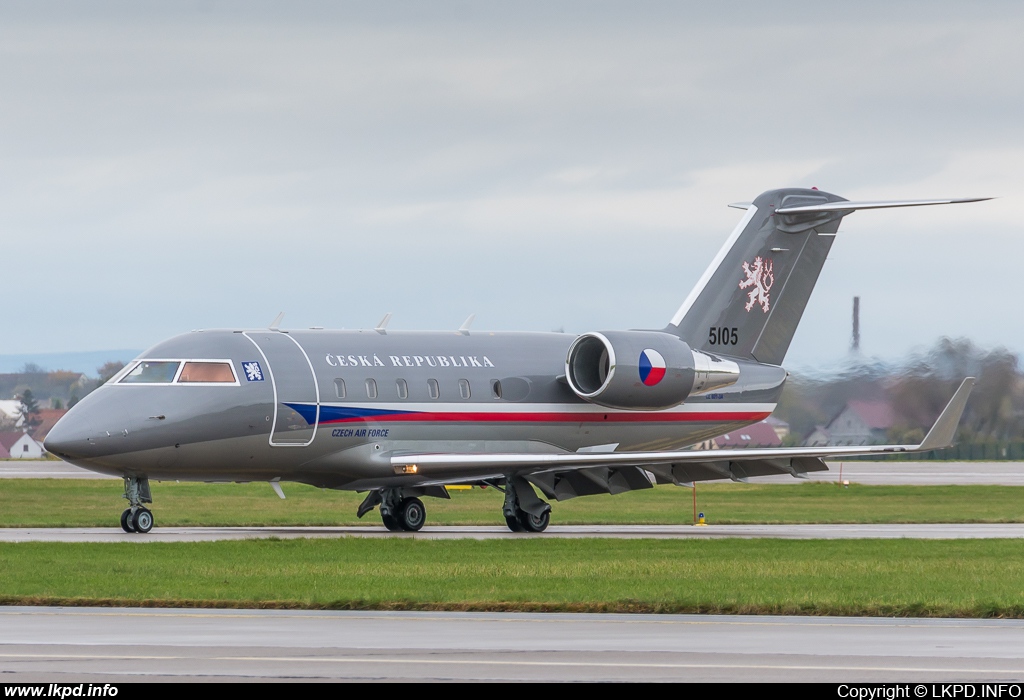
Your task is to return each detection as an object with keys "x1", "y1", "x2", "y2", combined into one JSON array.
[
  {"x1": 2, "y1": 607, "x2": 1023, "y2": 682},
  {"x1": 4, "y1": 523, "x2": 1024, "y2": 542}
]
